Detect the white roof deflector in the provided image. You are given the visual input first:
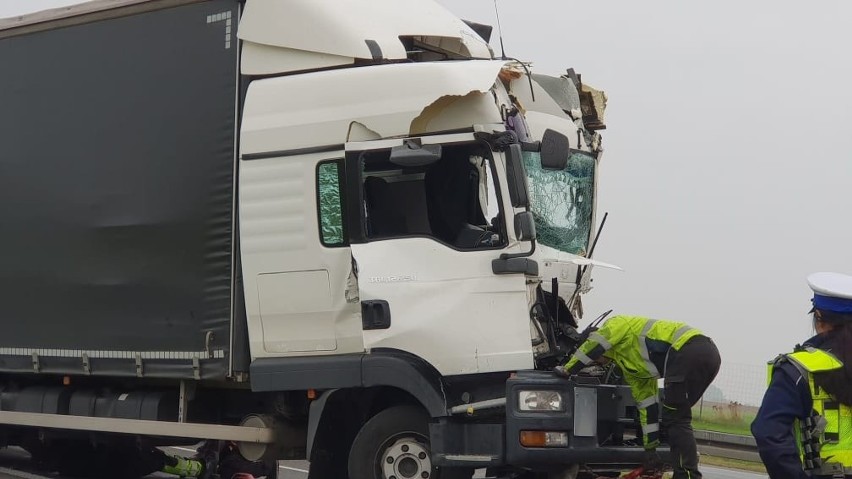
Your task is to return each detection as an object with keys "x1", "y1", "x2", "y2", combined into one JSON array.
[{"x1": 238, "y1": 0, "x2": 493, "y2": 61}]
